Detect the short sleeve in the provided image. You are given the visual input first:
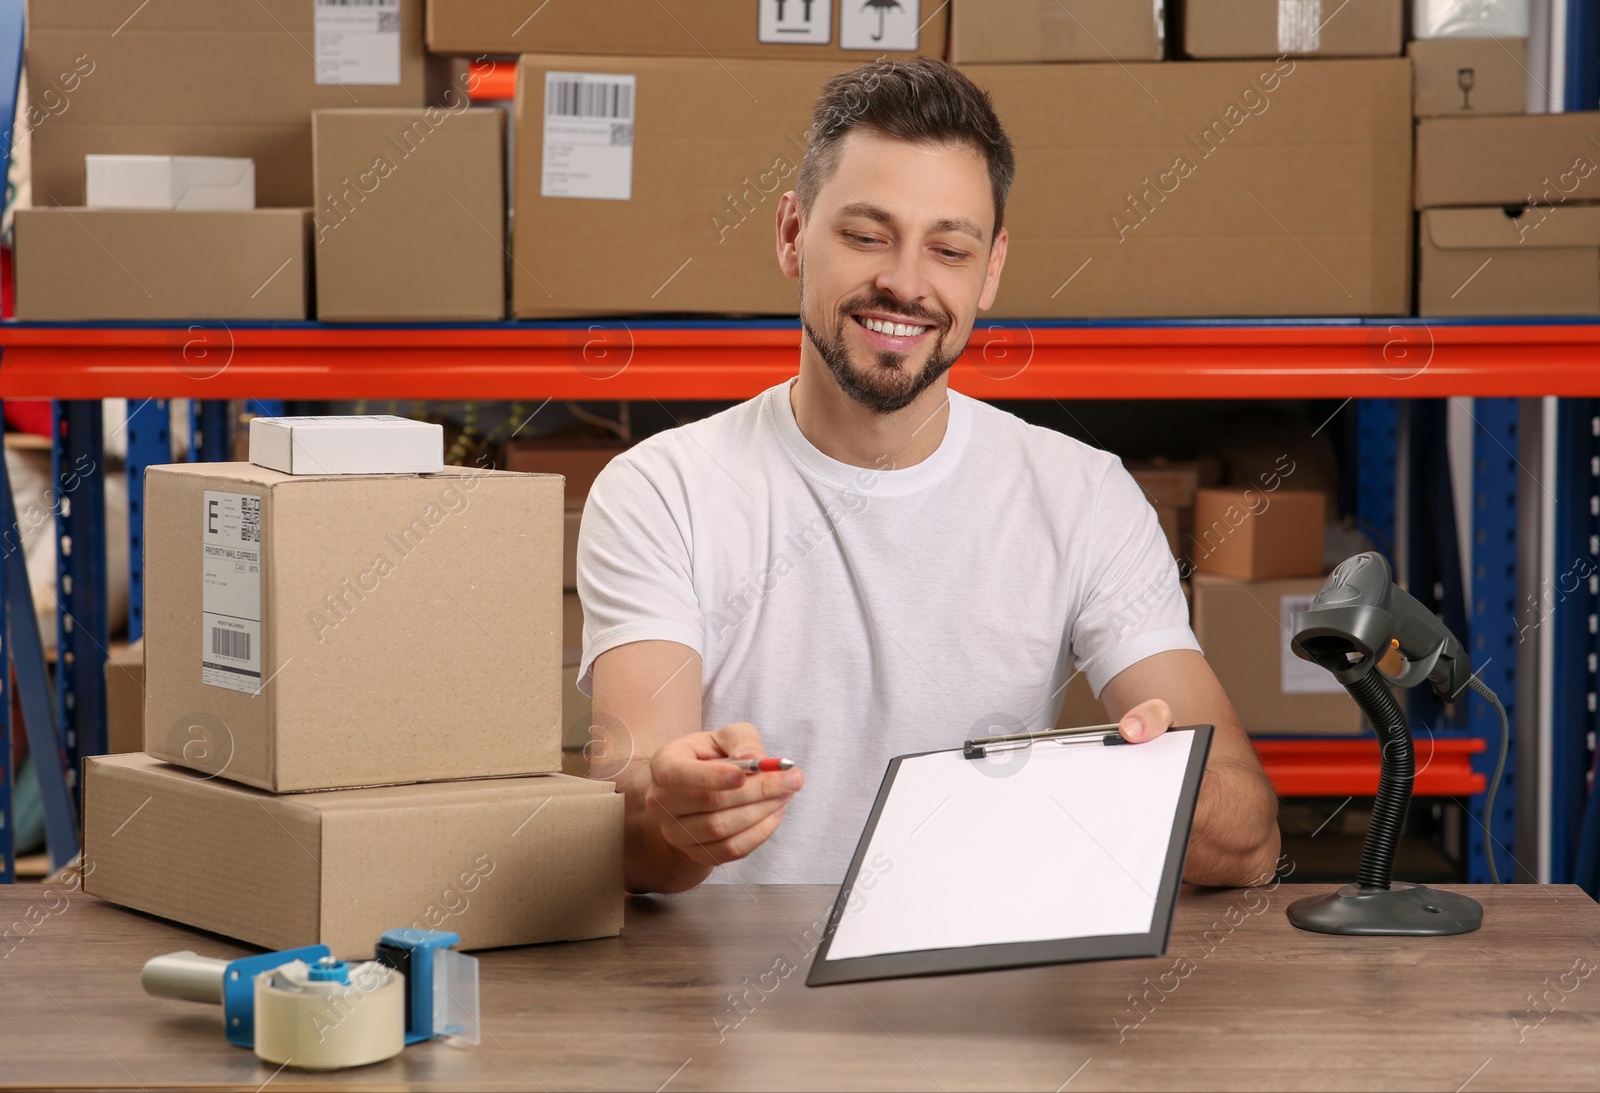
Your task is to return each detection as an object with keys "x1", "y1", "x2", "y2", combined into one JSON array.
[
  {"x1": 1069, "y1": 461, "x2": 1201, "y2": 696},
  {"x1": 575, "y1": 456, "x2": 703, "y2": 696}
]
